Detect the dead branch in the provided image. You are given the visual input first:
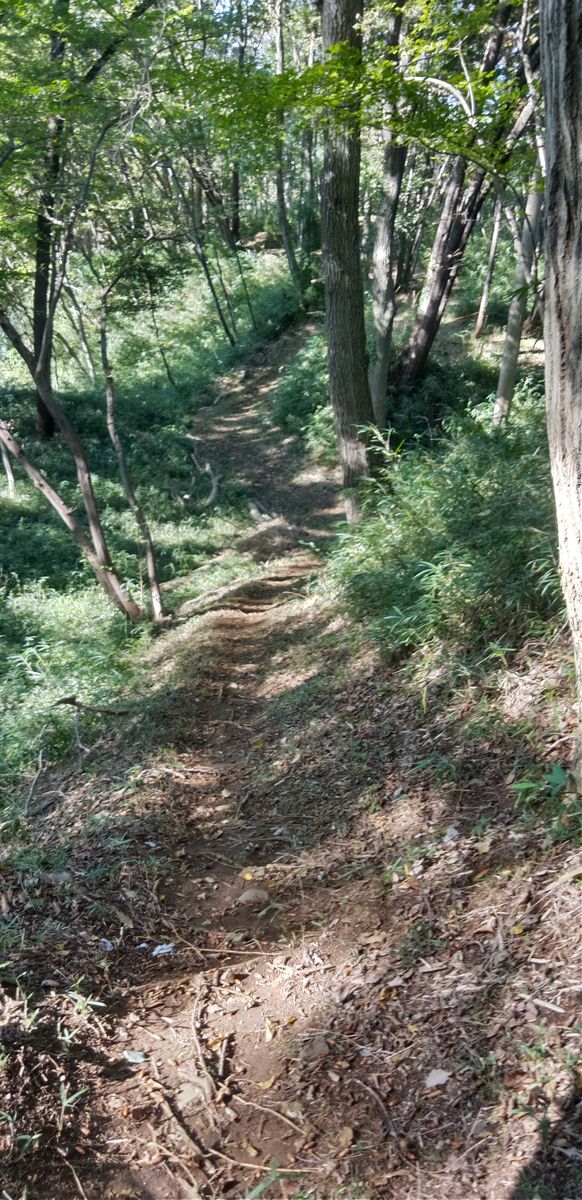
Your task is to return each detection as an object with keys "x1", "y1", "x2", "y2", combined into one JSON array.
[{"x1": 55, "y1": 694, "x2": 130, "y2": 716}]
